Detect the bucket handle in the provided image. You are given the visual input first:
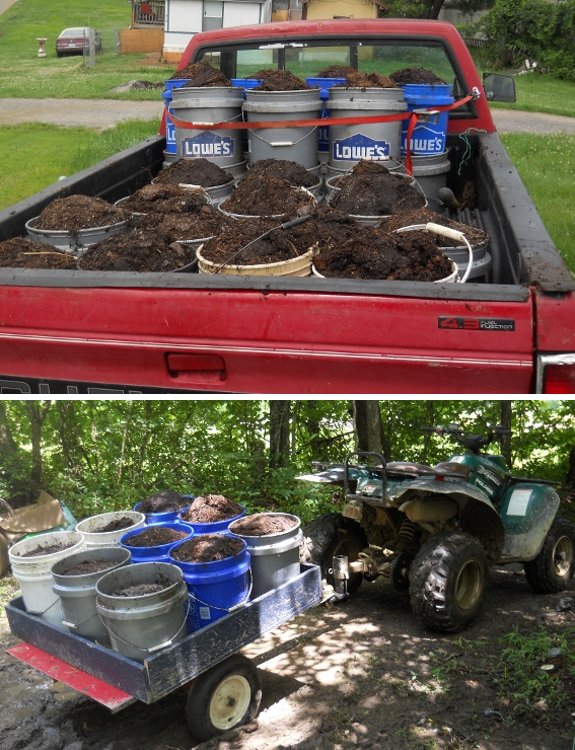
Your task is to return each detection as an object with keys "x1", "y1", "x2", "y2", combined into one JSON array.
[
  {"x1": 189, "y1": 570, "x2": 253, "y2": 615},
  {"x1": 102, "y1": 599, "x2": 190, "y2": 655},
  {"x1": 33, "y1": 597, "x2": 61, "y2": 618},
  {"x1": 248, "y1": 127, "x2": 317, "y2": 148}
]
